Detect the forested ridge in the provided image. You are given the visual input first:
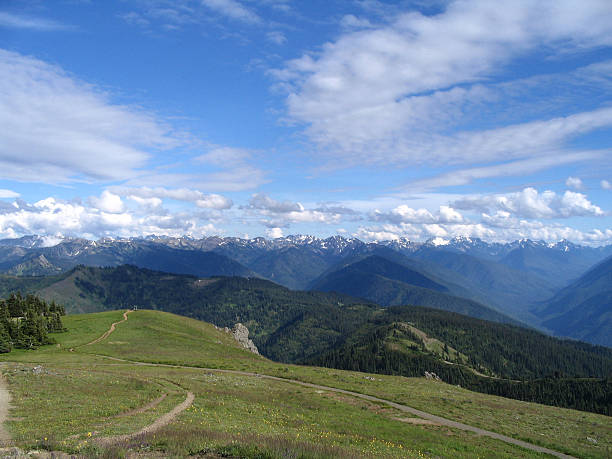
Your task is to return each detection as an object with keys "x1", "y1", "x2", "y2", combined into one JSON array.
[{"x1": 308, "y1": 307, "x2": 612, "y2": 415}]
